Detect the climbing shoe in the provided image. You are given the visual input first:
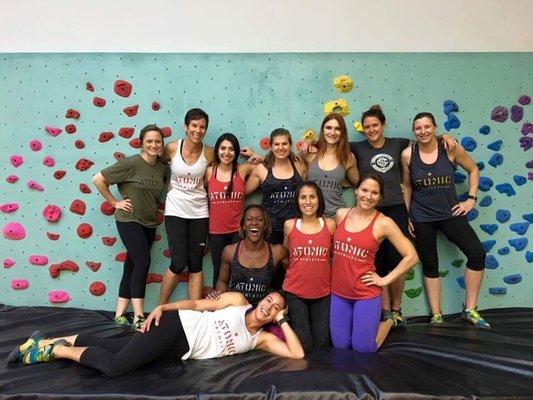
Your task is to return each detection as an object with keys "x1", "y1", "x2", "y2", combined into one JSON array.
[{"x1": 461, "y1": 307, "x2": 491, "y2": 329}]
